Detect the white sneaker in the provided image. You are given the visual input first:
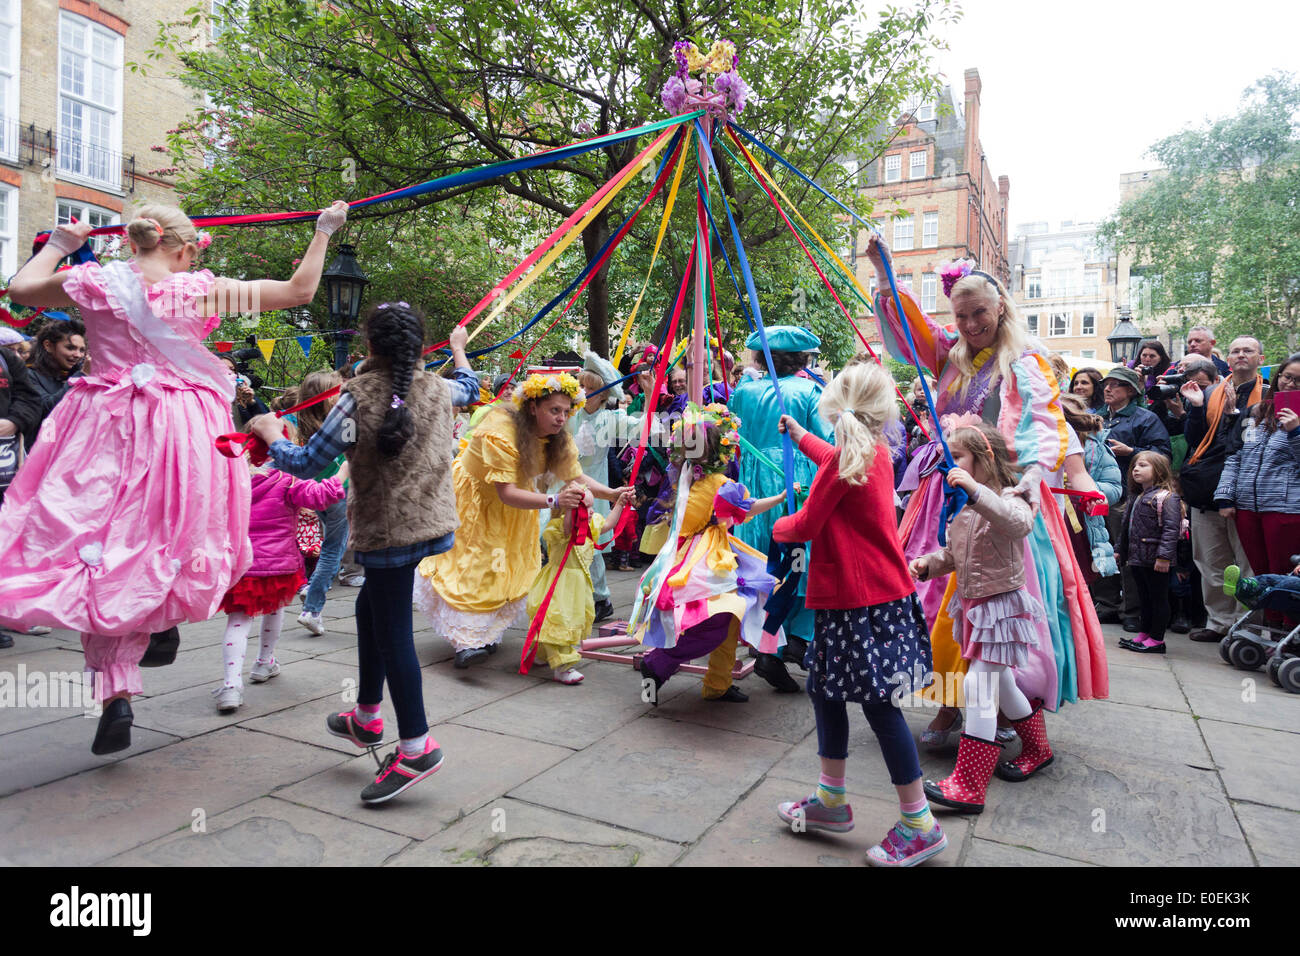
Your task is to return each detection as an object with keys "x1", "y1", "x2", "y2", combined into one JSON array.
[
  {"x1": 23, "y1": 625, "x2": 52, "y2": 635},
  {"x1": 249, "y1": 659, "x2": 280, "y2": 683},
  {"x1": 340, "y1": 573, "x2": 365, "y2": 587},
  {"x1": 212, "y1": 685, "x2": 243, "y2": 713},
  {"x1": 297, "y1": 585, "x2": 309, "y2": 602},
  {"x1": 297, "y1": 610, "x2": 325, "y2": 636}
]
